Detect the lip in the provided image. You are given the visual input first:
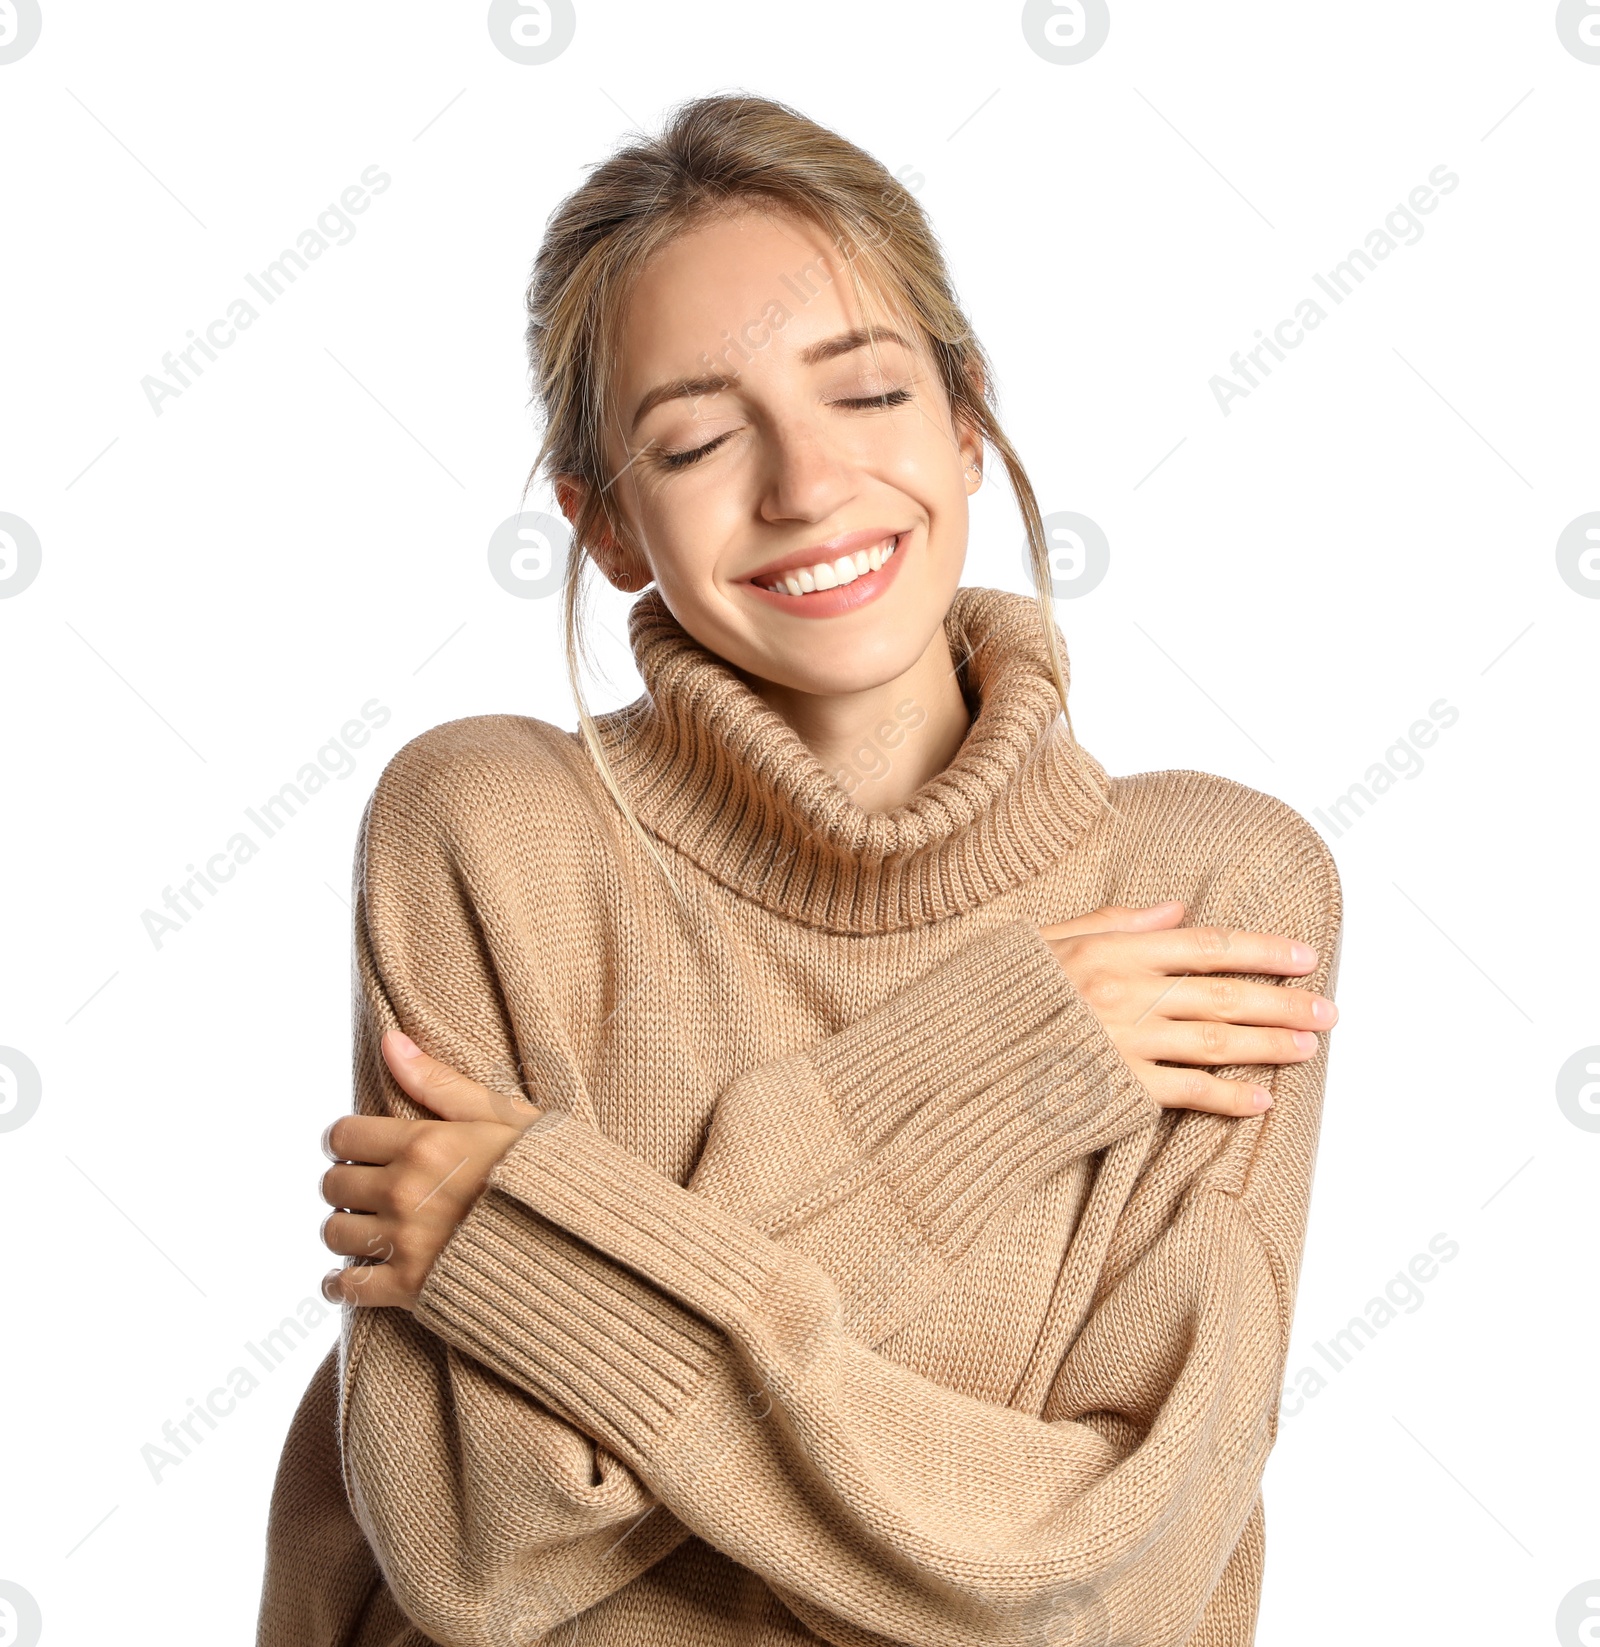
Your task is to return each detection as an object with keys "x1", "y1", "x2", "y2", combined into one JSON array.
[
  {"x1": 739, "y1": 529, "x2": 910, "y2": 621},
  {"x1": 740, "y1": 527, "x2": 909, "y2": 586}
]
